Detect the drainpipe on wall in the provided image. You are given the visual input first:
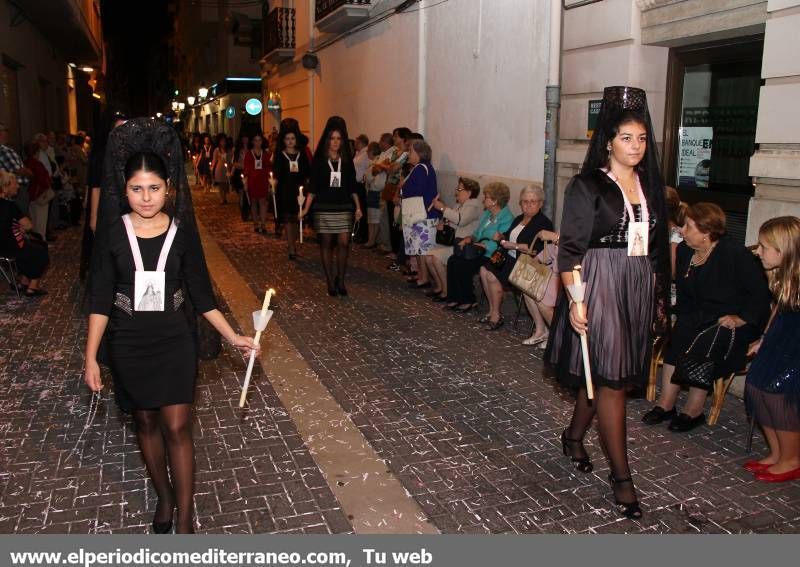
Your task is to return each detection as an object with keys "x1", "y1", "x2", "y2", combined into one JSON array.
[
  {"x1": 417, "y1": 0, "x2": 428, "y2": 135},
  {"x1": 543, "y1": 0, "x2": 562, "y2": 221}
]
